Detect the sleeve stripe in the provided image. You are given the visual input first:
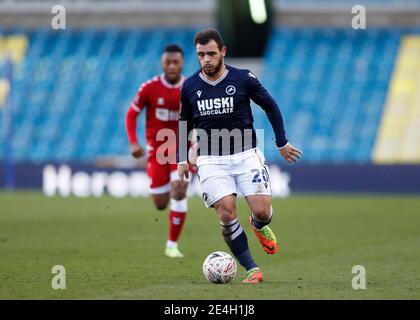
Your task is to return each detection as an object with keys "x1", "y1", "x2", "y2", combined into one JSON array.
[
  {"x1": 278, "y1": 142, "x2": 290, "y2": 150},
  {"x1": 131, "y1": 104, "x2": 141, "y2": 113}
]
